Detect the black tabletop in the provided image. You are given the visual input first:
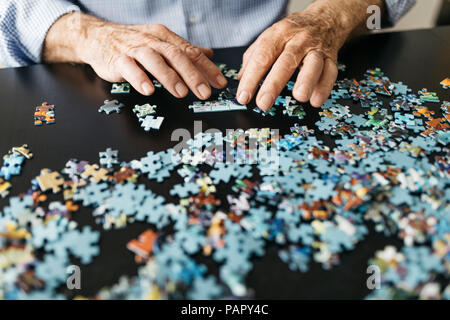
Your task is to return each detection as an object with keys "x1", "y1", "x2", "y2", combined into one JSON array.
[{"x1": 0, "y1": 26, "x2": 449, "y2": 299}]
